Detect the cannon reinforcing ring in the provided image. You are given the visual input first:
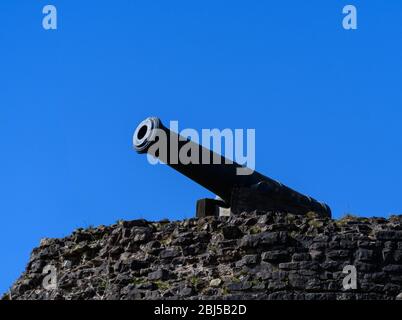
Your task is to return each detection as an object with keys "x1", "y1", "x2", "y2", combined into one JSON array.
[{"x1": 133, "y1": 117, "x2": 161, "y2": 154}]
